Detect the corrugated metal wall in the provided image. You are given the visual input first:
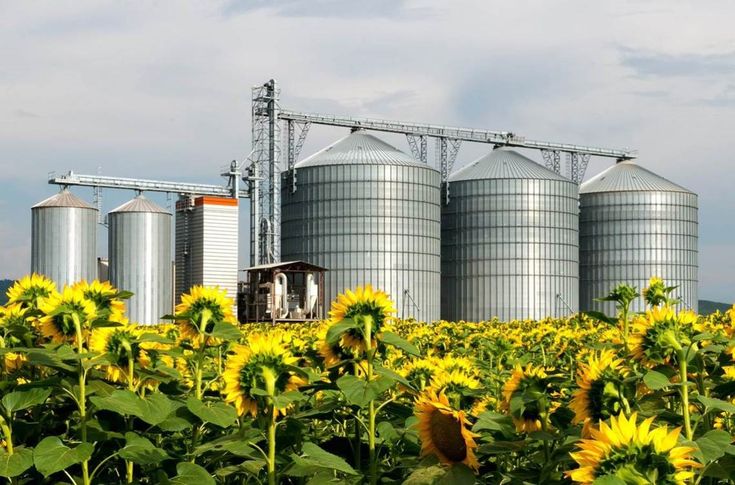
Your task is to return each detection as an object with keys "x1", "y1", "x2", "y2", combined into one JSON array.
[
  {"x1": 282, "y1": 160, "x2": 441, "y2": 322},
  {"x1": 31, "y1": 191, "x2": 97, "y2": 287},
  {"x1": 580, "y1": 190, "x2": 699, "y2": 314},
  {"x1": 175, "y1": 197, "x2": 239, "y2": 312},
  {"x1": 108, "y1": 197, "x2": 172, "y2": 324},
  {"x1": 441, "y1": 150, "x2": 579, "y2": 321}
]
